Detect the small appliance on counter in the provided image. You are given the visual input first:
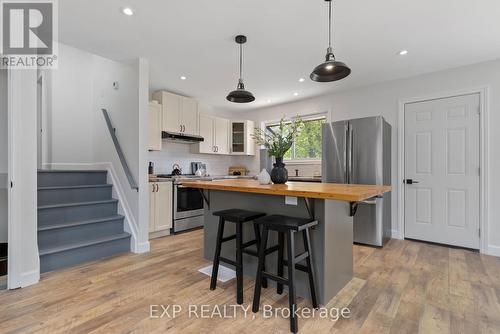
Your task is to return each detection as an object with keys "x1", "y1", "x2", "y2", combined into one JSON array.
[
  {"x1": 148, "y1": 162, "x2": 154, "y2": 175},
  {"x1": 228, "y1": 166, "x2": 248, "y2": 176}
]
